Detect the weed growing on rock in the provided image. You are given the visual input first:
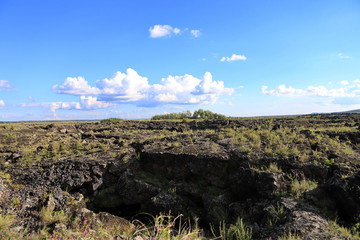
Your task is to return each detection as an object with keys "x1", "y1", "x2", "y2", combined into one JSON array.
[
  {"x1": 0, "y1": 214, "x2": 15, "y2": 232},
  {"x1": 267, "y1": 162, "x2": 282, "y2": 173},
  {"x1": 290, "y1": 178, "x2": 318, "y2": 199},
  {"x1": 267, "y1": 204, "x2": 287, "y2": 228},
  {"x1": 40, "y1": 206, "x2": 67, "y2": 225},
  {"x1": 328, "y1": 220, "x2": 360, "y2": 239},
  {"x1": 278, "y1": 231, "x2": 302, "y2": 240},
  {"x1": 211, "y1": 217, "x2": 252, "y2": 240},
  {"x1": 132, "y1": 214, "x2": 202, "y2": 239}
]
